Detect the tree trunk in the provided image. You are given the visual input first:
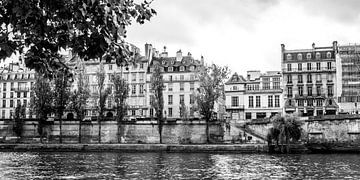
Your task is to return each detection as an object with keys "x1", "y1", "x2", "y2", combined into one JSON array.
[
  {"x1": 158, "y1": 118, "x2": 163, "y2": 144},
  {"x1": 117, "y1": 120, "x2": 121, "y2": 143},
  {"x1": 78, "y1": 119, "x2": 82, "y2": 143},
  {"x1": 206, "y1": 119, "x2": 210, "y2": 144},
  {"x1": 98, "y1": 117, "x2": 102, "y2": 143},
  {"x1": 59, "y1": 117, "x2": 63, "y2": 143},
  {"x1": 286, "y1": 131, "x2": 290, "y2": 153}
]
